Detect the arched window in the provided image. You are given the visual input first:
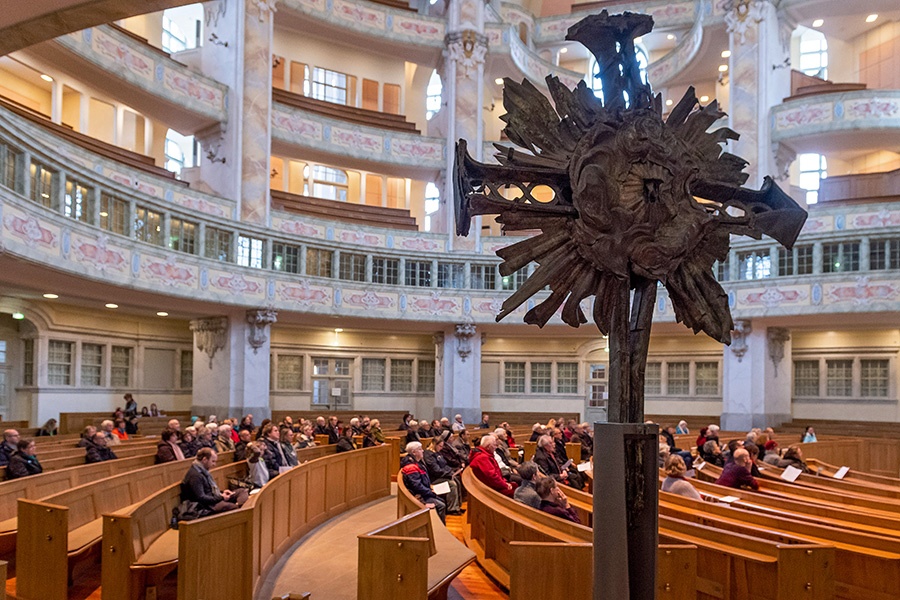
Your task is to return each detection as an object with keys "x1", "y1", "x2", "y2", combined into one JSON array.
[
  {"x1": 165, "y1": 129, "x2": 197, "y2": 175},
  {"x1": 587, "y1": 45, "x2": 648, "y2": 106},
  {"x1": 162, "y1": 5, "x2": 203, "y2": 53},
  {"x1": 798, "y1": 153, "x2": 827, "y2": 204},
  {"x1": 799, "y1": 29, "x2": 827, "y2": 79},
  {"x1": 426, "y1": 70, "x2": 442, "y2": 121},
  {"x1": 424, "y1": 182, "x2": 440, "y2": 231}
]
